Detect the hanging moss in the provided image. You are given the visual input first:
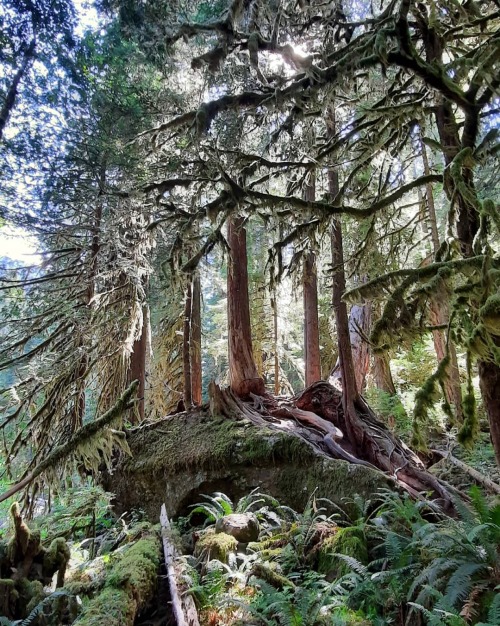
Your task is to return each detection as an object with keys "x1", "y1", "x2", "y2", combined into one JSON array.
[
  {"x1": 412, "y1": 356, "x2": 450, "y2": 449},
  {"x1": 317, "y1": 527, "x2": 368, "y2": 579},
  {"x1": 480, "y1": 294, "x2": 500, "y2": 337},
  {"x1": 458, "y1": 353, "x2": 478, "y2": 448},
  {"x1": 194, "y1": 528, "x2": 238, "y2": 563}
]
